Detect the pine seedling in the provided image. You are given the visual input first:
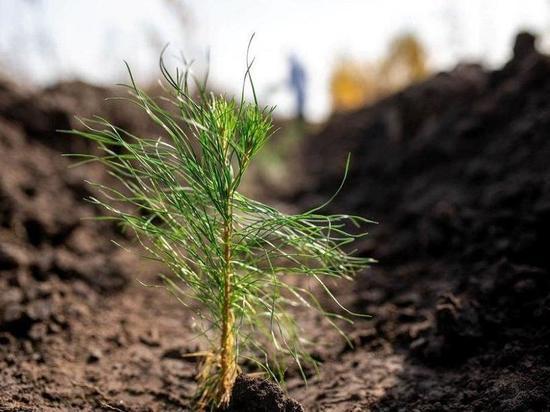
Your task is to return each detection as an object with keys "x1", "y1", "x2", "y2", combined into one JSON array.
[{"x1": 69, "y1": 48, "x2": 373, "y2": 410}]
